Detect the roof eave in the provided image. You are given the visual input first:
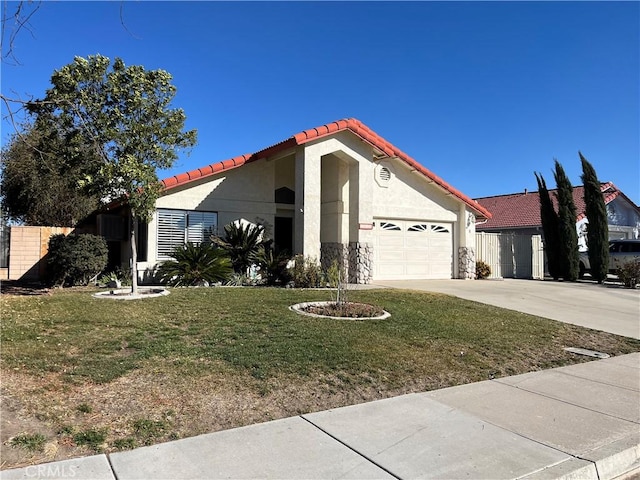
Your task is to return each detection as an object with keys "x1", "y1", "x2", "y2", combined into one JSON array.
[{"x1": 159, "y1": 118, "x2": 492, "y2": 219}]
